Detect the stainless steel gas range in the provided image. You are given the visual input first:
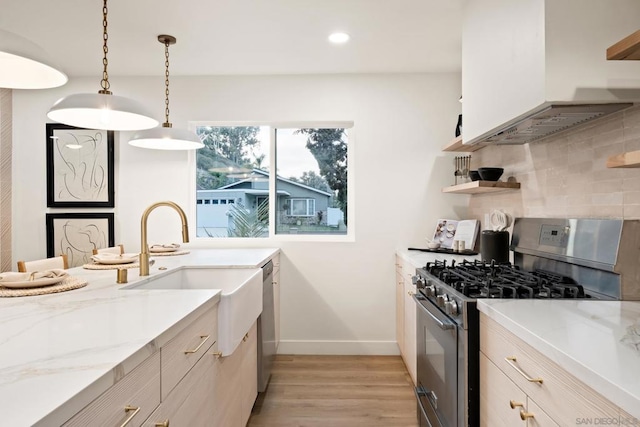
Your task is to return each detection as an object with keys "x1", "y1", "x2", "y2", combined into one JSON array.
[{"x1": 411, "y1": 217, "x2": 640, "y2": 427}]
